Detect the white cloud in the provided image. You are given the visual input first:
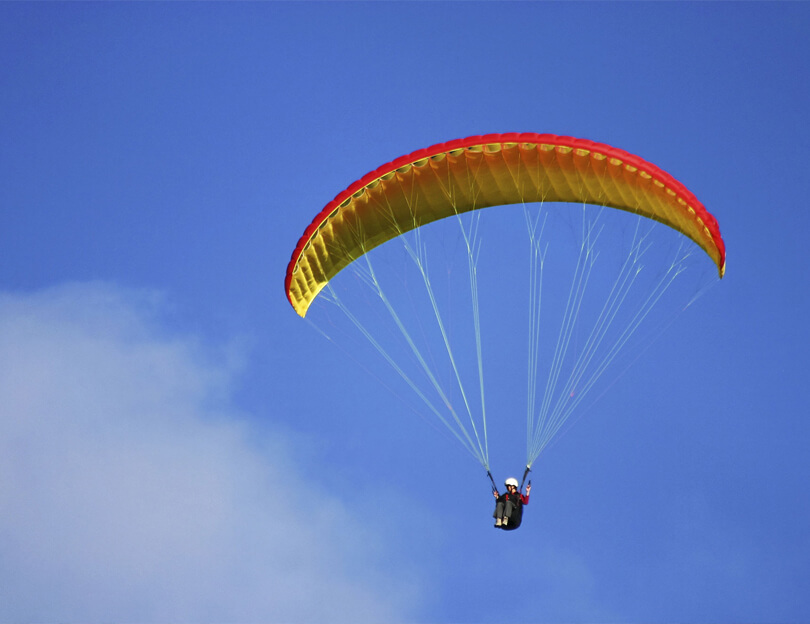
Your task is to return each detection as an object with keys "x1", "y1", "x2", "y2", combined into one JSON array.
[{"x1": 0, "y1": 283, "x2": 419, "y2": 623}]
